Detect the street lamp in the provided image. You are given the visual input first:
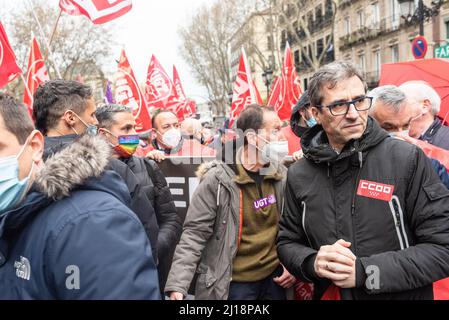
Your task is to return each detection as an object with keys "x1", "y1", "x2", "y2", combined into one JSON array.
[
  {"x1": 398, "y1": 0, "x2": 443, "y2": 36},
  {"x1": 261, "y1": 68, "x2": 274, "y2": 101}
]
